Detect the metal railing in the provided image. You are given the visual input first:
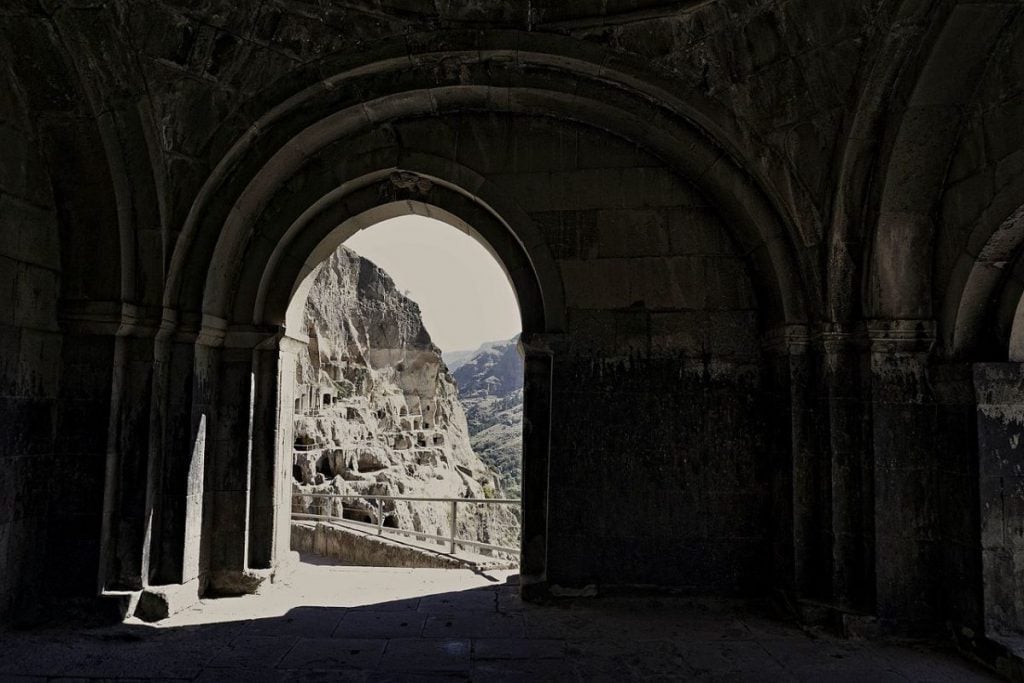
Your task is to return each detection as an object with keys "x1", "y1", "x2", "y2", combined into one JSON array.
[{"x1": 292, "y1": 492, "x2": 521, "y2": 556}]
